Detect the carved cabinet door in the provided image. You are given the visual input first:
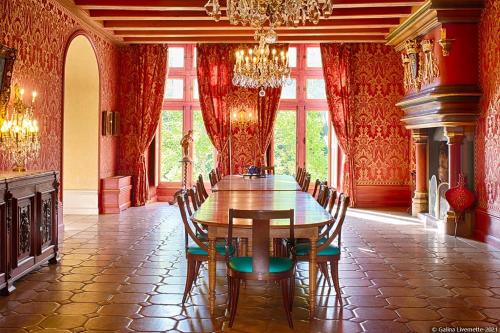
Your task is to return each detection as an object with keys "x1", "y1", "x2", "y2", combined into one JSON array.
[
  {"x1": 36, "y1": 189, "x2": 57, "y2": 261},
  {"x1": 11, "y1": 195, "x2": 36, "y2": 271}
]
